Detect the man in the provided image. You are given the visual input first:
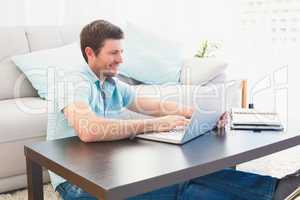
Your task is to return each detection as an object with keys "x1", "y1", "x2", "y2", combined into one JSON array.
[{"x1": 47, "y1": 20, "x2": 299, "y2": 200}]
